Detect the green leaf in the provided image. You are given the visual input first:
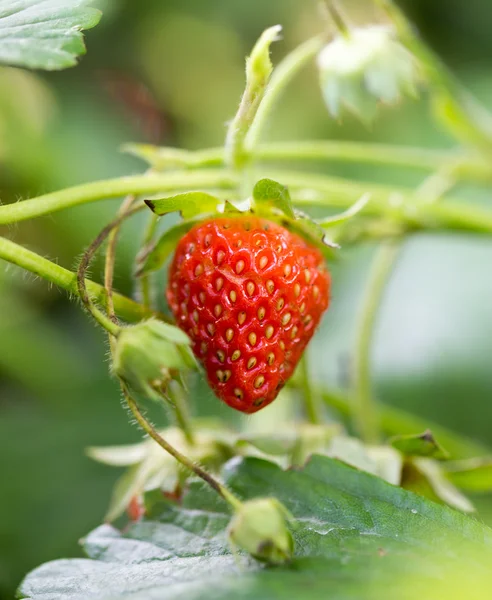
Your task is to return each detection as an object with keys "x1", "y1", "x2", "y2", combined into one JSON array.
[
  {"x1": 136, "y1": 220, "x2": 197, "y2": 277},
  {"x1": 253, "y1": 178, "x2": 295, "y2": 219},
  {"x1": 444, "y1": 457, "x2": 492, "y2": 492},
  {"x1": 402, "y1": 458, "x2": 475, "y2": 513},
  {"x1": 145, "y1": 191, "x2": 221, "y2": 219},
  {"x1": 390, "y1": 430, "x2": 450, "y2": 460},
  {"x1": 20, "y1": 456, "x2": 492, "y2": 599},
  {"x1": 0, "y1": 0, "x2": 101, "y2": 71}
]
